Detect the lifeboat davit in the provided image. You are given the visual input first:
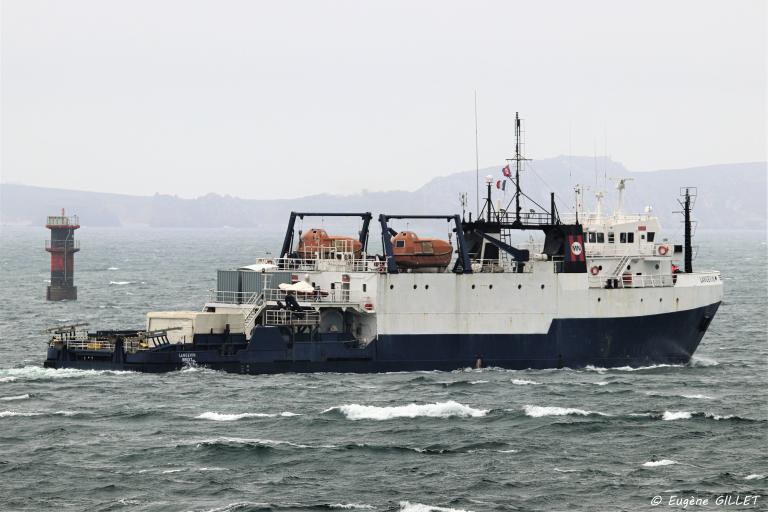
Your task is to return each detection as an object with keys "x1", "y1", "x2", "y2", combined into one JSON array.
[
  {"x1": 392, "y1": 231, "x2": 452, "y2": 269},
  {"x1": 297, "y1": 228, "x2": 362, "y2": 259}
]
